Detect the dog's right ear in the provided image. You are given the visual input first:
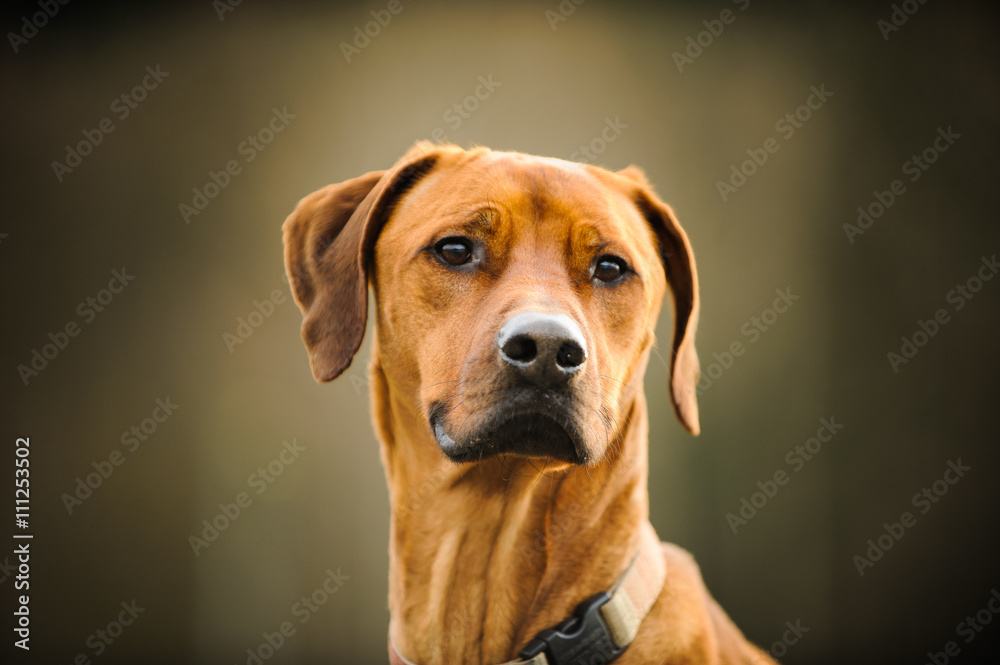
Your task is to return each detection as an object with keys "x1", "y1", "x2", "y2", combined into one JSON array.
[{"x1": 282, "y1": 145, "x2": 444, "y2": 382}]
